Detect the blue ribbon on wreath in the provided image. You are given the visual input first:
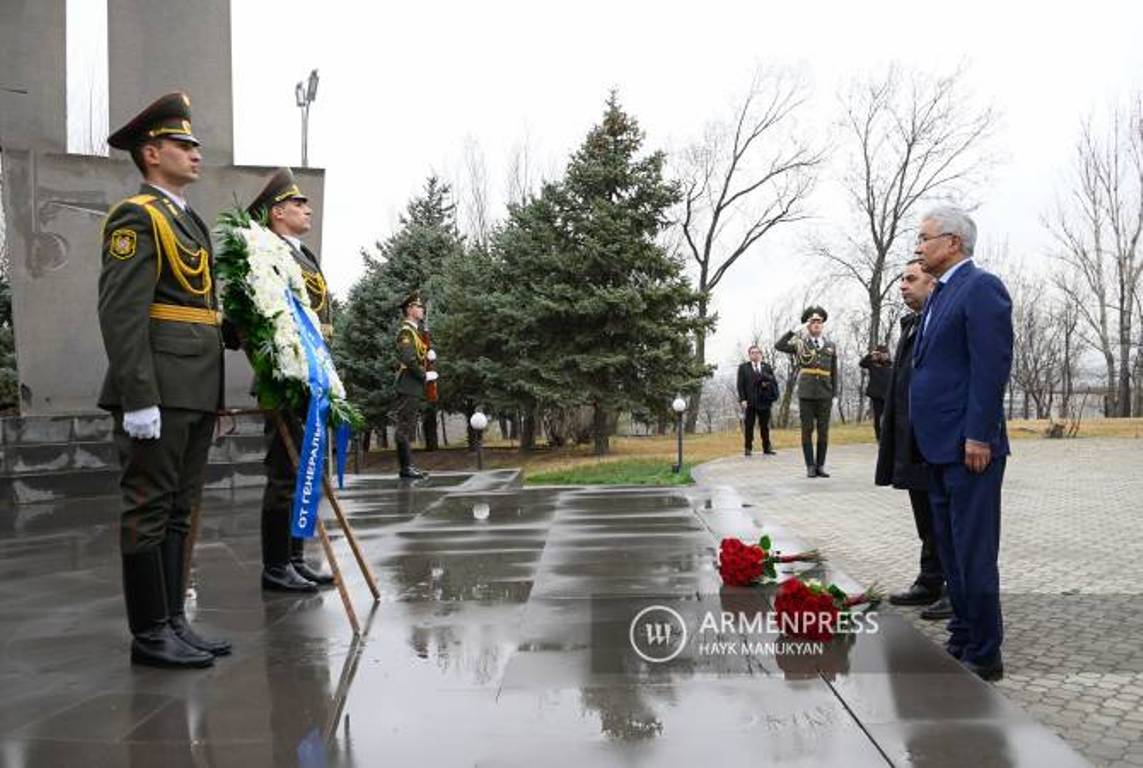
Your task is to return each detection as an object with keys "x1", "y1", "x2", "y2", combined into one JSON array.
[{"x1": 287, "y1": 289, "x2": 334, "y2": 539}]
